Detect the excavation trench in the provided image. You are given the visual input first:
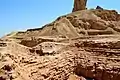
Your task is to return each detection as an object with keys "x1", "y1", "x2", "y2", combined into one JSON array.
[{"x1": 74, "y1": 62, "x2": 120, "y2": 80}]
